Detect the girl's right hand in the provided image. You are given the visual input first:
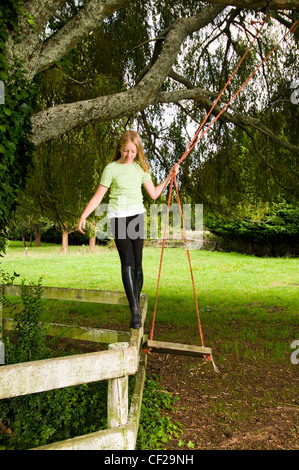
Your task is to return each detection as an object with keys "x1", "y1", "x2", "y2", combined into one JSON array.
[
  {"x1": 77, "y1": 217, "x2": 86, "y2": 234},
  {"x1": 169, "y1": 163, "x2": 180, "y2": 177}
]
